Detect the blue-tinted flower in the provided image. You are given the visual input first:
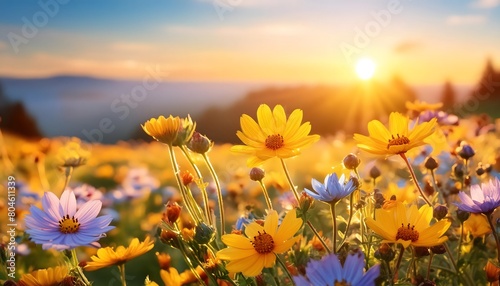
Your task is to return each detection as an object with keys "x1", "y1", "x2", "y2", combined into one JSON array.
[
  {"x1": 25, "y1": 190, "x2": 114, "y2": 250},
  {"x1": 294, "y1": 252, "x2": 380, "y2": 286},
  {"x1": 456, "y1": 178, "x2": 500, "y2": 214},
  {"x1": 305, "y1": 173, "x2": 358, "y2": 204}
]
